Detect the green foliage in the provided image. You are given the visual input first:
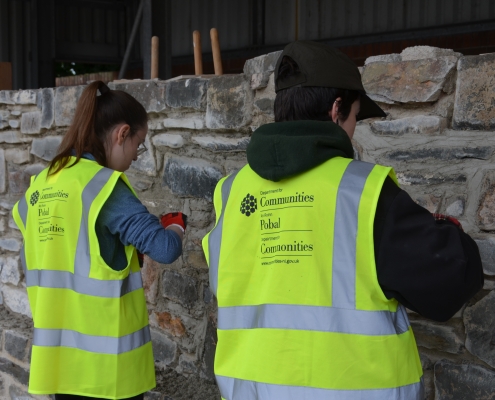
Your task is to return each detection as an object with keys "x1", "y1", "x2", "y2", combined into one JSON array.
[{"x1": 55, "y1": 62, "x2": 119, "y2": 77}]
